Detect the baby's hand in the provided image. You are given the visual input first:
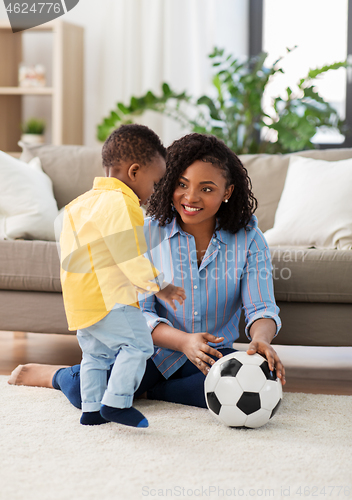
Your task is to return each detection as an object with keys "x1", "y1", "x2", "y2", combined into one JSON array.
[{"x1": 156, "y1": 283, "x2": 186, "y2": 311}]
